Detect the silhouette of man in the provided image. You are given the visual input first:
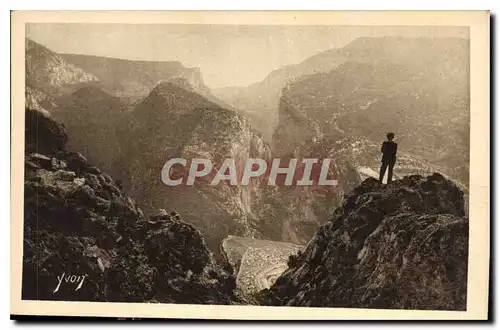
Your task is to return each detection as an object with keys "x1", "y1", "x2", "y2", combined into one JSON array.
[{"x1": 379, "y1": 133, "x2": 397, "y2": 184}]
